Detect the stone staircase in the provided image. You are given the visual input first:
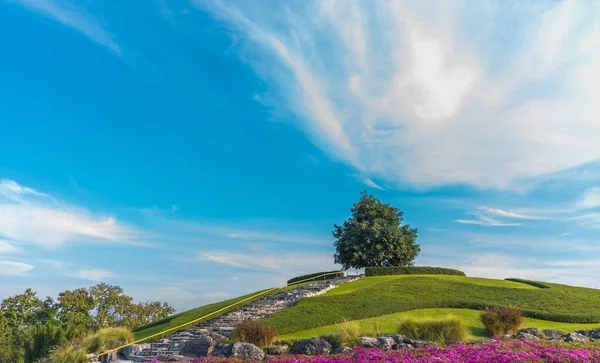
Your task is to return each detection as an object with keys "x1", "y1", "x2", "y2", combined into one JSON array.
[{"x1": 119, "y1": 275, "x2": 362, "y2": 362}]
